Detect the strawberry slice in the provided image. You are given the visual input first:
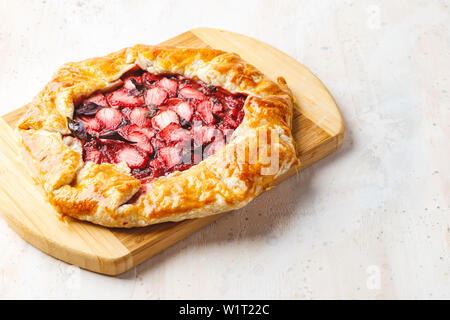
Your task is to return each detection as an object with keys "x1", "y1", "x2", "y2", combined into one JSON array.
[
  {"x1": 158, "y1": 146, "x2": 181, "y2": 169},
  {"x1": 193, "y1": 125, "x2": 219, "y2": 146},
  {"x1": 119, "y1": 125, "x2": 157, "y2": 147},
  {"x1": 179, "y1": 87, "x2": 206, "y2": 100},
  {"x1": 157, "y1": 78, "x2": 178, "y2": 97},
  {"x1": 123, "y1": 76, "x2": 143, "y2": 91},
  {"x1": 152, "y1": 110, "x2": 179, "y2": 130},
  {"x1": 116, "y1": 146, "x2": 148, "y2": 169},
  {"x1": 127, "y1": 131, "x2": 154, "y2": 154},
  {"x1": 164, "y1": 98, "x2": 184, "y2": 106},
  {"x1": 145, "y1": 87, "x2": 168, "y2": 106},
  {"x1": 78, "y1": 116, "x2": 102, "y2": 133},
  {"x1": 122, "y1": 124, "x2": 156, "y2": 140},
  {"x1": 107, "y1": 88, "x2": 145, "y2": 108},
  {"x1": 95, "y1": 107, "x2": 123, "y2": 130},
  {"x1": 129, "y1": 107, "x2": 153, "y2": 128},
  {"x1": 142, "y1": 73, "x2": 162, "y2": 86},
  {"x1": 158, "y1": 123, "x2": 191, "y2": 144},
  {"x1": 136, "y1": 127, "x2": 156, "y2": 140},
  {"x1": 172, "y1": 101, "x2": 194, "y2": 122},
  {"x1": 83, "y1": 93, "x2": 108, "y2": 107},
  {"x1": 196, "y1": 100, "x2": 216, "y2": 124}
]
